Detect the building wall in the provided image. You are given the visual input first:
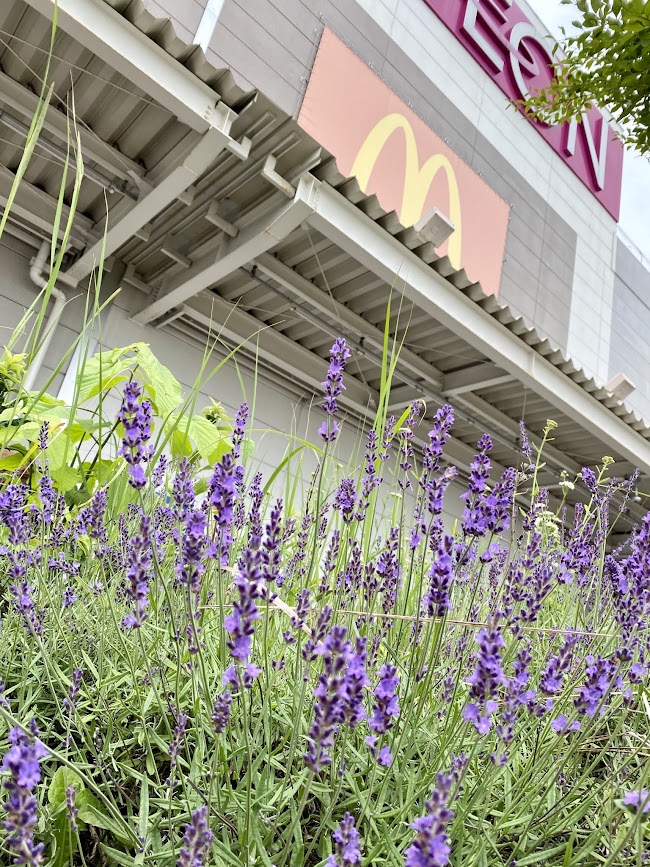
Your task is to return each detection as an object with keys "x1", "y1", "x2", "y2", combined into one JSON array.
[
  {"x1": 147, "y1": 0, "x2": 623, "y2": 384},
  {"x1": 609, "y1": 239, "x2": 650, "y2": 422},
  {"x1": 0, "y1": 237, "x2": 467, "y2": 522}
]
